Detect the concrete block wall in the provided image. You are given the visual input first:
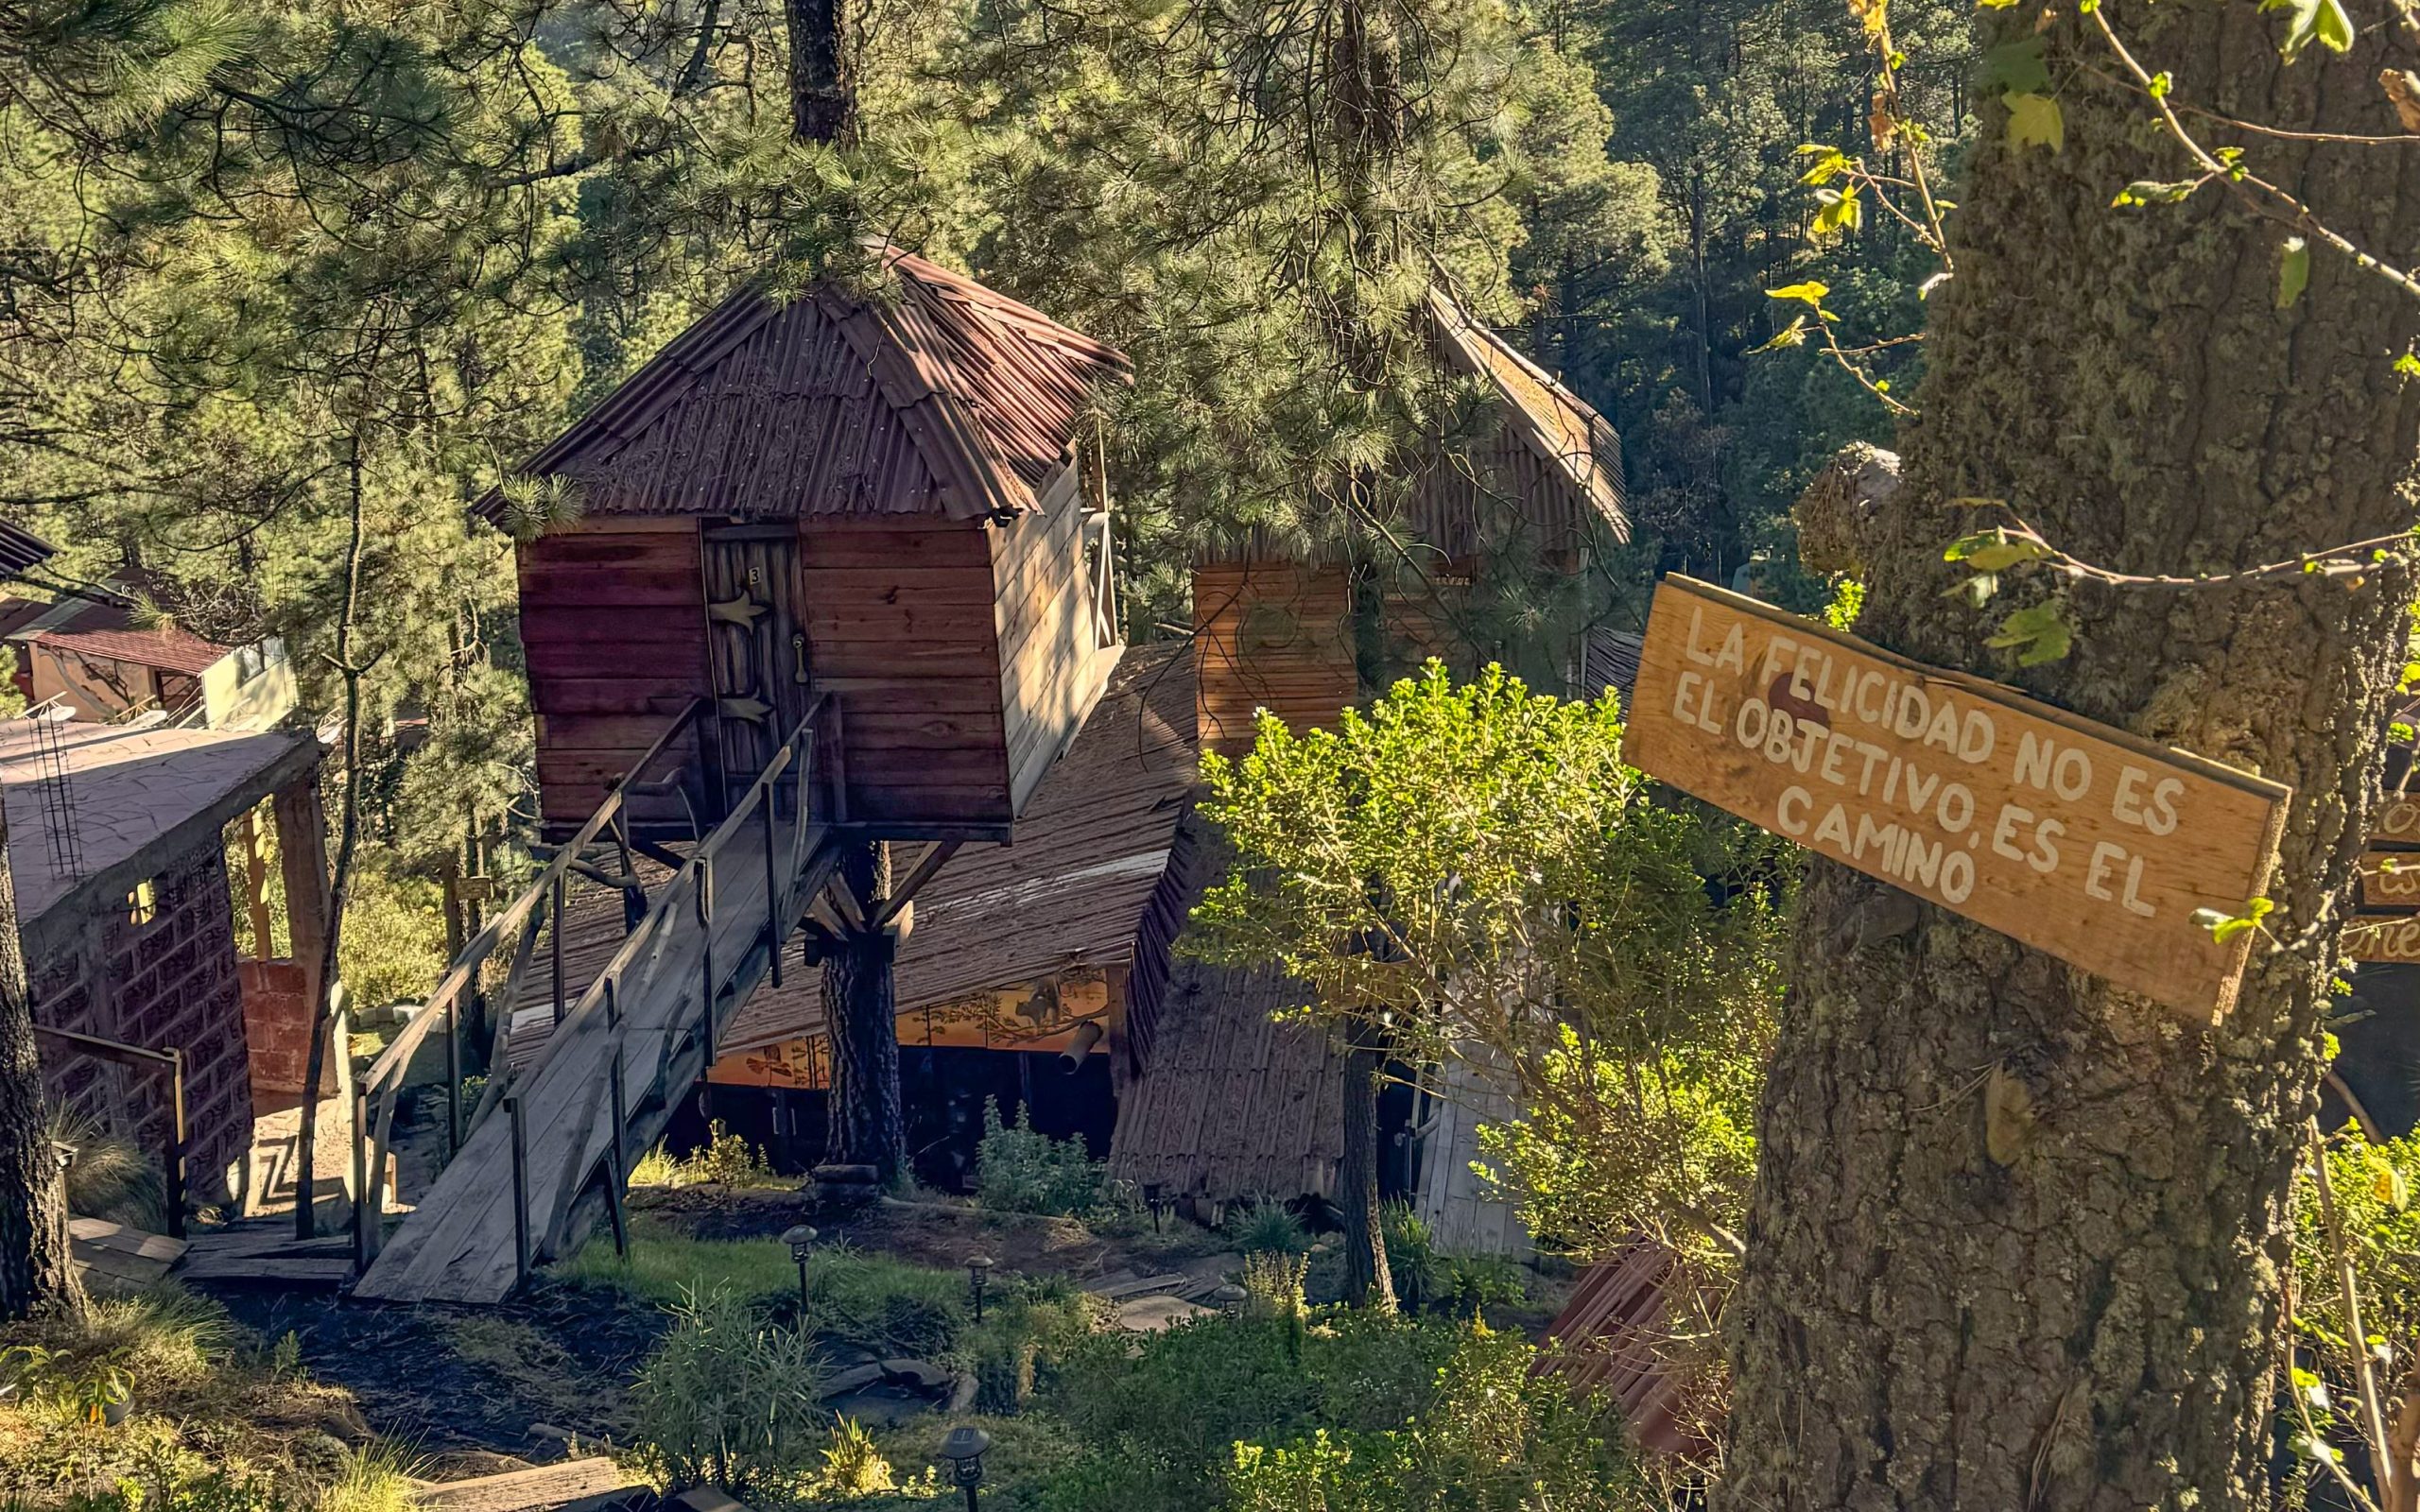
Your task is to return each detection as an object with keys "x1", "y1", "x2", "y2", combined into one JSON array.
[{"x1": 29, "y1": 836, "x2": 254, "y2": 1209}]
